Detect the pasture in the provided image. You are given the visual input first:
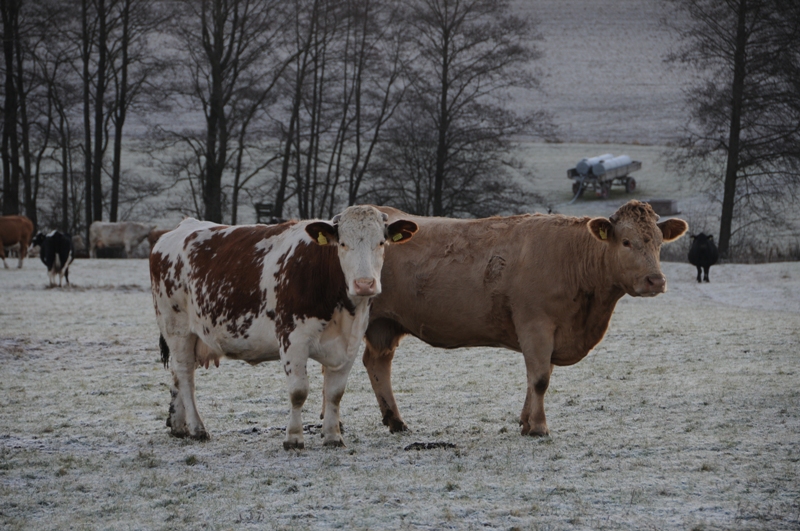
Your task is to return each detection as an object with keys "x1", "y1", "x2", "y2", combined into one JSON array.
[{"x1": 1, "y1": 256, "x2": 799, "y2": 530}]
